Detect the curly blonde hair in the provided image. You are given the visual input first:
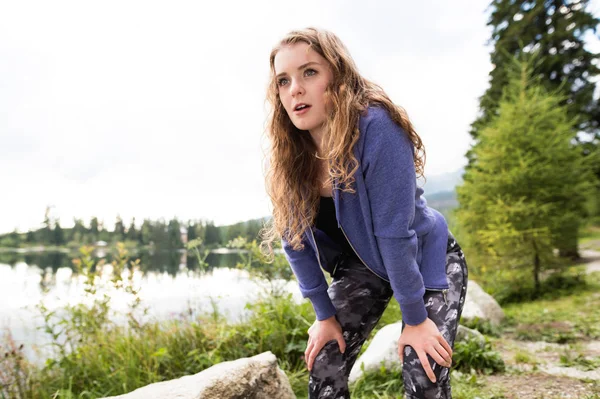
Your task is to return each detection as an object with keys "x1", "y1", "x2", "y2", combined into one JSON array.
[{"x1": 259, "y1": 27, "x2": 425, "y2": 258}]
